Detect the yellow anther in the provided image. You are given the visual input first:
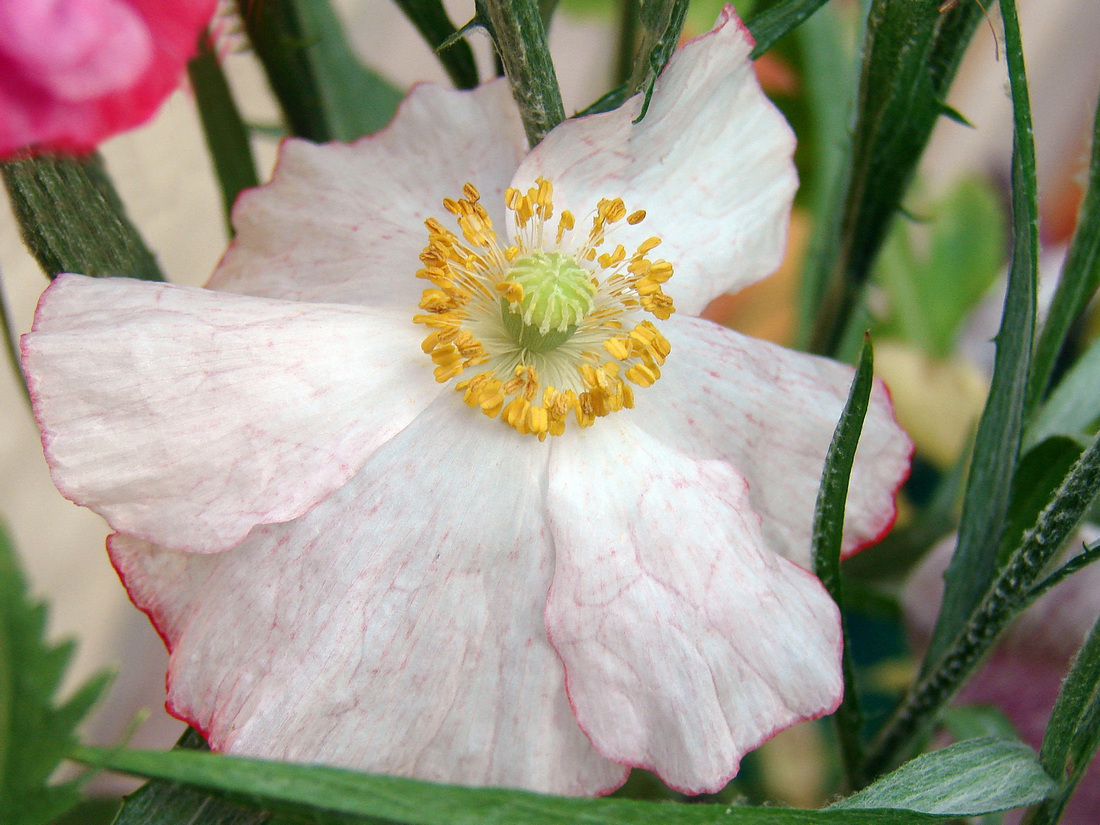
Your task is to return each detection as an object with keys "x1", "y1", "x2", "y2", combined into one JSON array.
[
  {"x1": 603, "y1": 336, "x2": 632, "y2": 361},
  {"x1": 637, "y1": 237, "x2": 662, "y2": 255},
  {"x1": 463, "y1": 182, "x2": 481, "y2": 202},
  {"x1": 626, "y1": 363, "x2": 660, "y2": 387},
  {"x1": 496, "y1": 281, "x2": 524, "y2": 303},
  {"x1": 627, "y1": 210, "x2": 646, "y2": 225}
]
